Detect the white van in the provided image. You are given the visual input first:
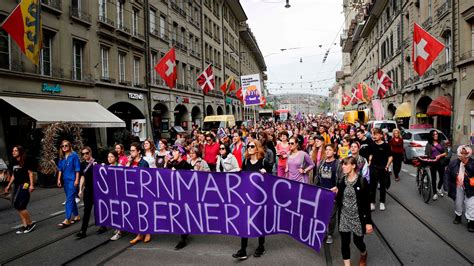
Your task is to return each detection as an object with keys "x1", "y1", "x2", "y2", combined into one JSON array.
[{"x1": 367, "y1": 120, "x2": 398, "y2": 135}]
